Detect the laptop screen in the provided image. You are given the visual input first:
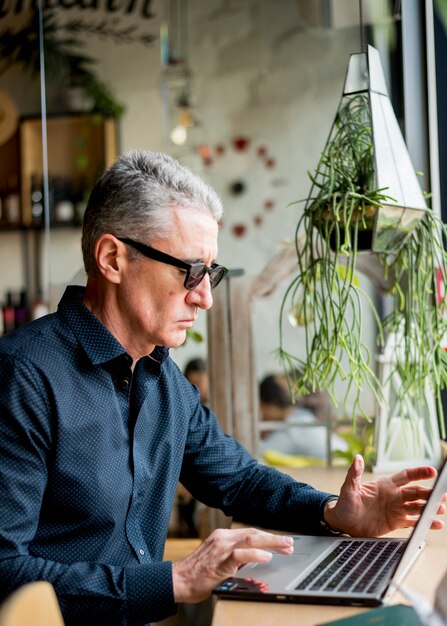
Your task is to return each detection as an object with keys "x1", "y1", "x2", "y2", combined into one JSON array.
[{"x1": 389, "y1": 456, "x2": 447, "y2": 587}]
